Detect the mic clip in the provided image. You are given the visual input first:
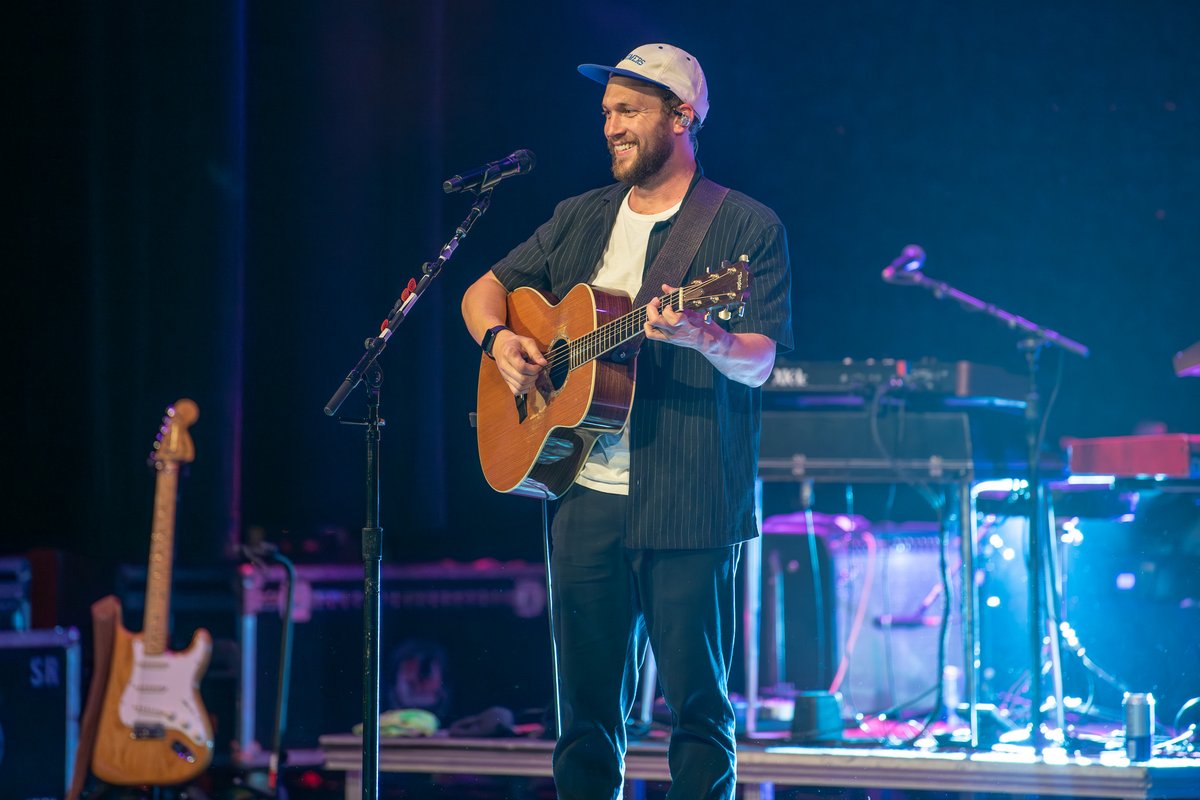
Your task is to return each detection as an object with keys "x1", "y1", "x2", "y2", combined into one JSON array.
[
  {"x1": 881, "y1": 244, "x2": 926, "y2": 283},
  {"x1": 443, "y1": 149, "x2": 537, "y2": 194}
]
